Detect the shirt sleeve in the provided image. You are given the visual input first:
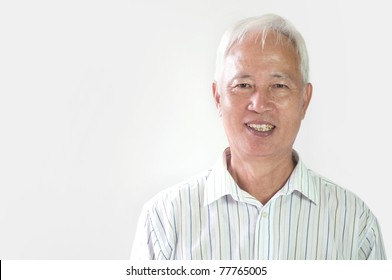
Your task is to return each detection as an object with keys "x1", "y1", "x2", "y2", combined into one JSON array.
[
  {"x1": 130, "y1": 206, "x2": 161, "y2": 260},
  {"x1": 358, "y1": 211, "x2": 387, "y2": 260},
  {"x1": 130, "y1": 201, "x2": 174, "y2": 260}
]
